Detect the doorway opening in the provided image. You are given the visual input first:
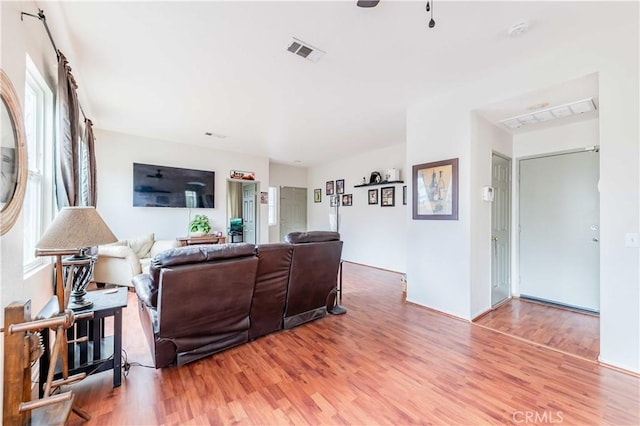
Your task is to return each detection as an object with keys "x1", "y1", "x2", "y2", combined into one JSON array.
[
  {"x1": 226, "y1": 180, "x2": 259, "y2": 244},
  {"x1": 279, "y1": 186, "x2": 307, "y2": 241}
]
